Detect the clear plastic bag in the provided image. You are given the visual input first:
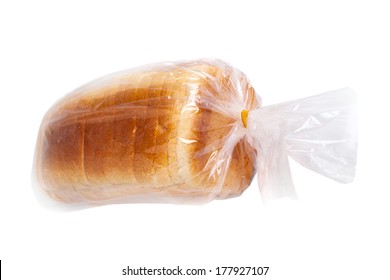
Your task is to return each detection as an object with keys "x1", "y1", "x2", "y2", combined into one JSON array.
[{"x1": 33, "y1": 59, "x2": 357, "y2": 207}]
